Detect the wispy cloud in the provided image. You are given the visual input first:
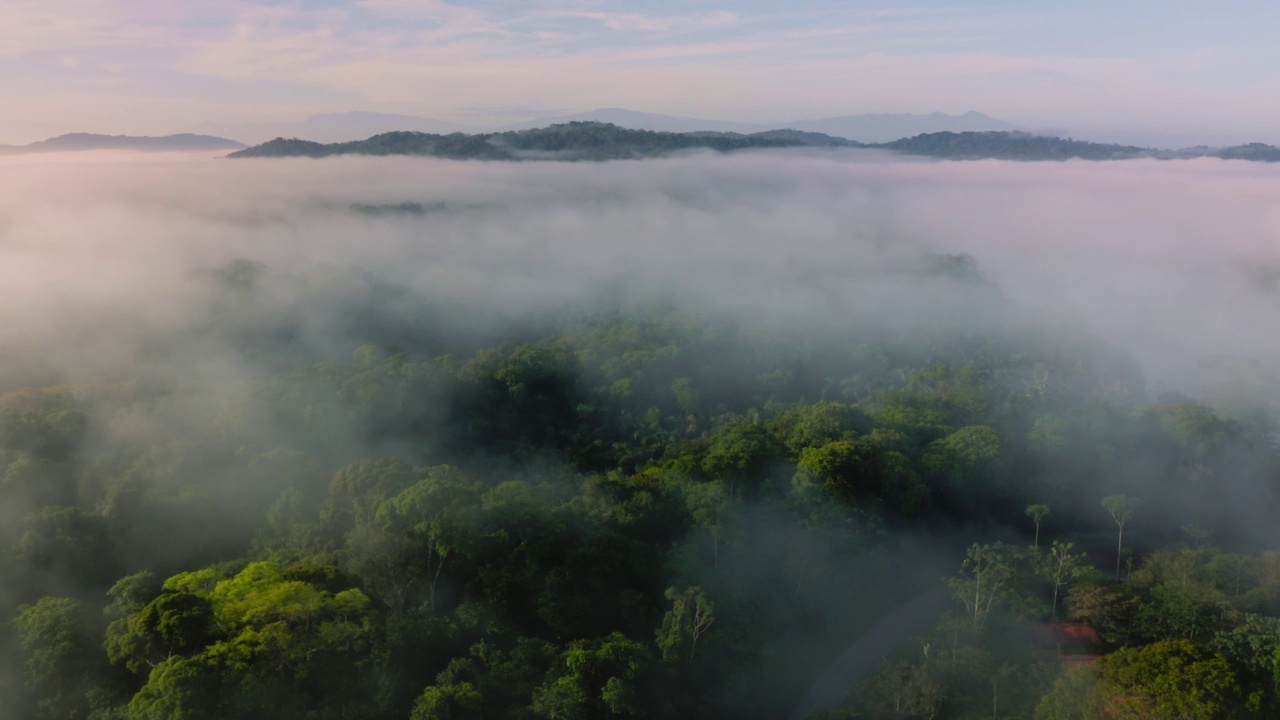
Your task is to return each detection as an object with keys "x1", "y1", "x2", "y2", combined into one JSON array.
[
  {"x1": 2, "y1": 0, "x2": 1279, "y2": 141},
  {"x1": 535, "y1": 10, "x2": 740, "y2": 33}
]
